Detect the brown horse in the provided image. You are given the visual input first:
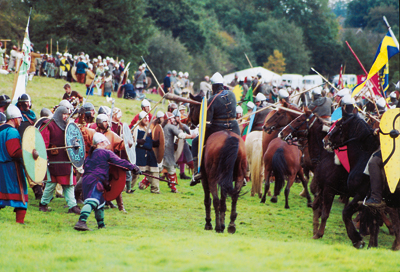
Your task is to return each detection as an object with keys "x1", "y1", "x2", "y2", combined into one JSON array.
[
  {"x1": 260, "y1": 137, "x2": 311, "y2": 209},
  {"x1": 188, "y1": 92, "x2": 247, "y2": 233}
]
